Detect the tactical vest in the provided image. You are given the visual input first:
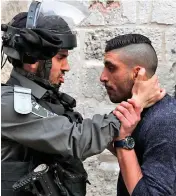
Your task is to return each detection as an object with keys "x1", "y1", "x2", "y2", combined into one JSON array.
[{"x1": 1, "y1": 84, "x2": 87, "y2": 196}]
